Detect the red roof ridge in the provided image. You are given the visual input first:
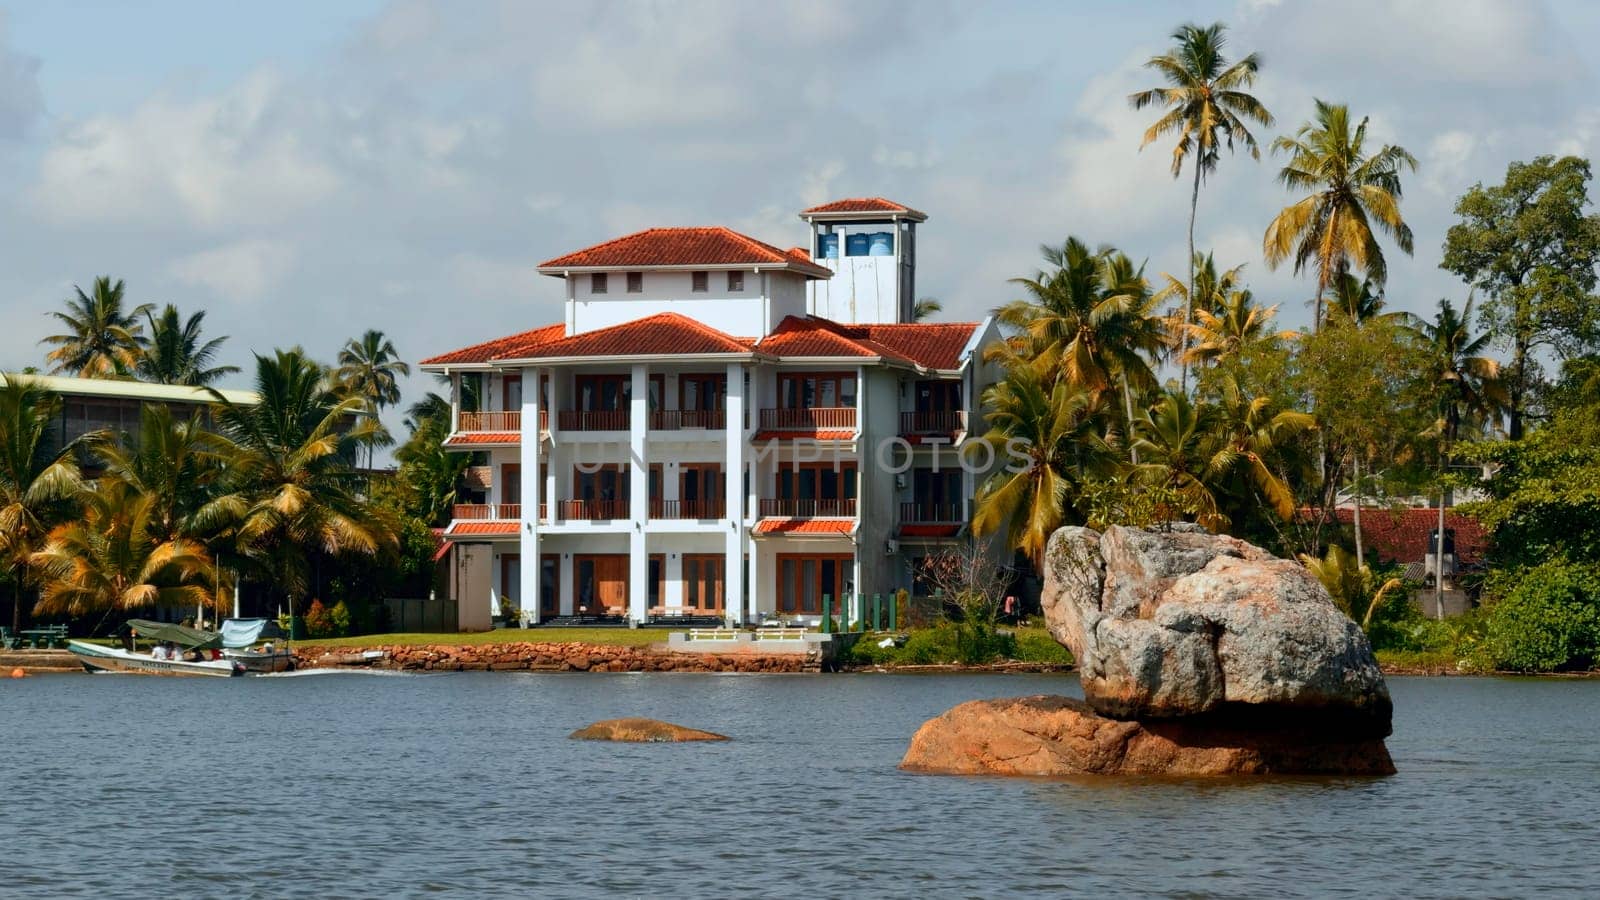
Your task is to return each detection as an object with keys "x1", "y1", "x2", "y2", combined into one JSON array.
[
  {"x1": 801, "y1": 197, "x2": 926, "y2": 218},
  {"x1": 420, "y1": 323, "x2": 565, "y2": 366},
  {"x1": 537, "y1": 225, "x2": 831, "y2": 277}
]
